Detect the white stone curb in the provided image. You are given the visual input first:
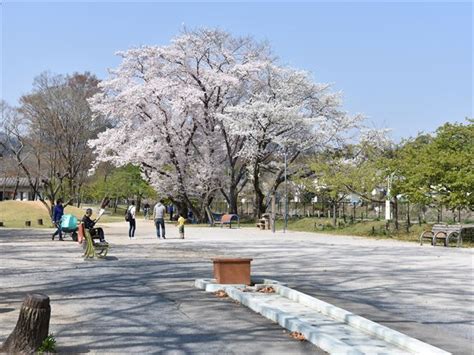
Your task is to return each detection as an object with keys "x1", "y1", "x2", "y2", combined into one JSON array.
[
  {"x1": 225, "y1": 286, "x2": 362, "y2": 355},
  {"x1": 195, "y1": 278, "x2": 450, "y2": 355},
  {"x1": 272, "y1": 284, "x2": 449, "y2": 355}
]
